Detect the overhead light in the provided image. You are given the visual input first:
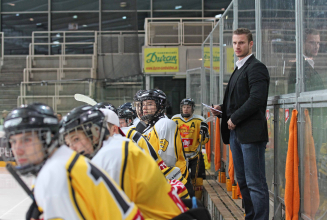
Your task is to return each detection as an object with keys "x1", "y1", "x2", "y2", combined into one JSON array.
[
  {"x1": 226, "y1": 15, "x2": 228, "y2": 19},
  {"x1": 175, "y1": 5, "x2": 182, "y2": 10},
  {"x1": 73, "y1": 15, "x2": 78, "y2": 19},
  {"x1": 83, "y1": 24, "x2": 88, "y2": 27},
  {"x1": 122, "y1": 16, "x2": 127, "y2": 19},
  {"x1": 7, "y1": 3, "x2": 15, "y2": 6},
  {"x1": 221, "y1": 8, "x2": 225, "y2": 11},
  {"x1": 56, "y1": 33, "x2": 60, "y2": 37},
  {"x1": 29, "y1": 18, "x2": 34, "y2": 21},
  {"x1": 36, "y1": 23, "x2": 42, "y2": 26},
  {"x1": 215, "y1": 14, "x2": 222, "y2": 18},
  {"x1": 53, "y1": 41, "x2": 60, "y2": 44},
  {"x1": 16, "y1": 13, "x2": 19, "y2": 16}
]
